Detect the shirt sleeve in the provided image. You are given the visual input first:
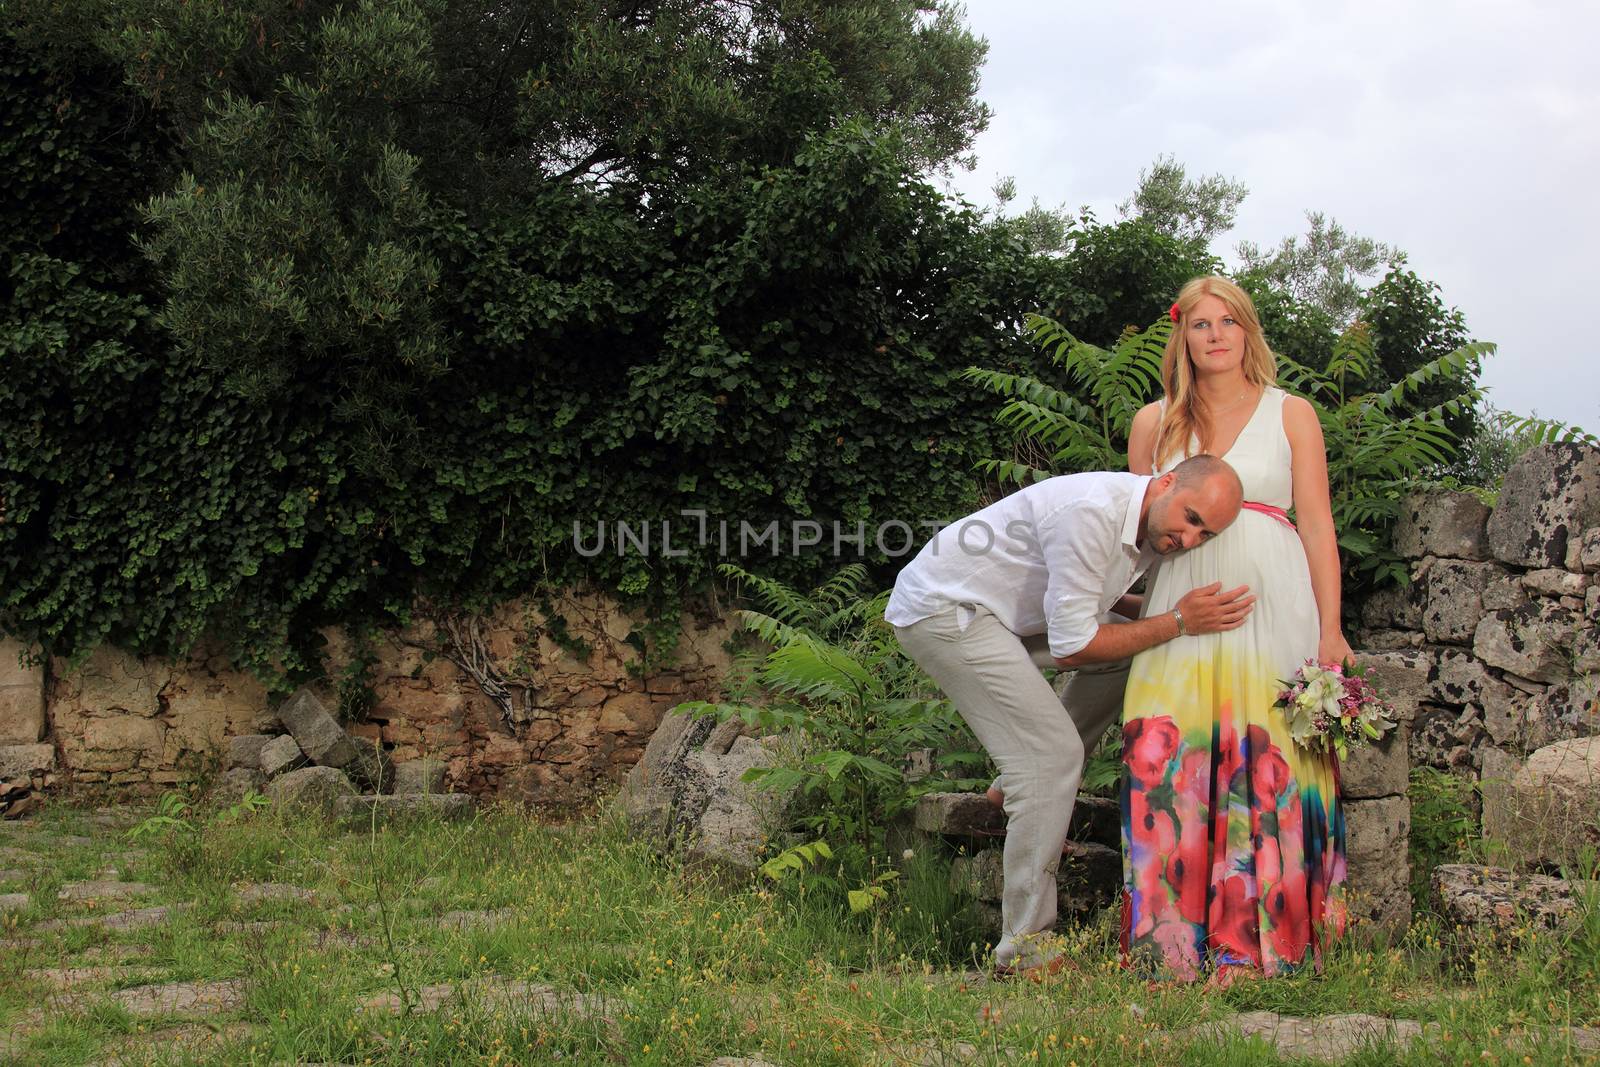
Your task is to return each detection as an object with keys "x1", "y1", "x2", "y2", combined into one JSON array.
[{"x1": 1035, "y1": 499, "x2": 1118, "y2": 659}]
